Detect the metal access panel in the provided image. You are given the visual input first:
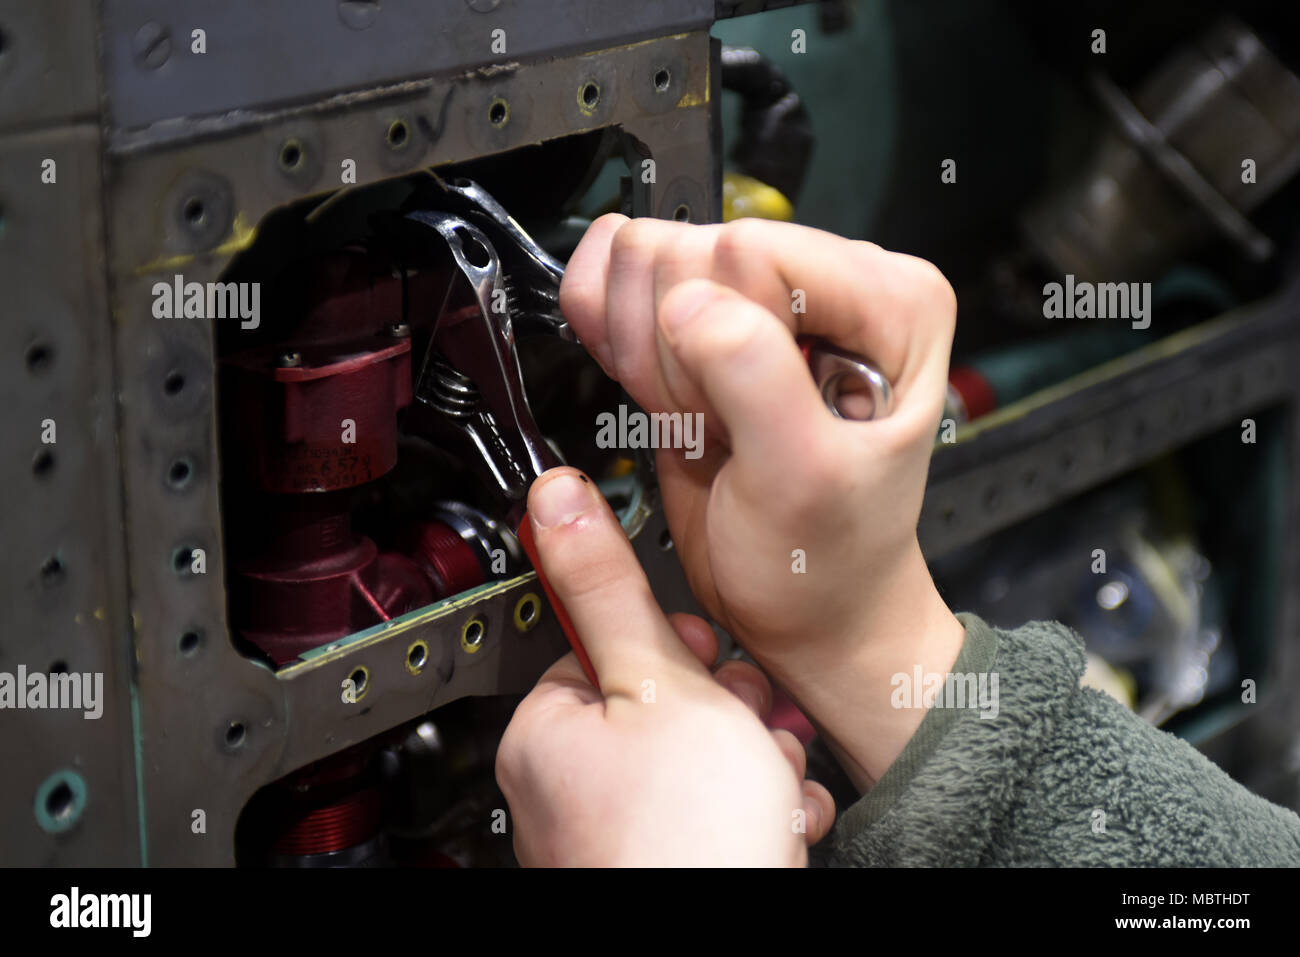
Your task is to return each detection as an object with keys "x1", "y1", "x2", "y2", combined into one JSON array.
[{"x1": 0, "y1": 0, "x2": 766, "y2": 866}]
